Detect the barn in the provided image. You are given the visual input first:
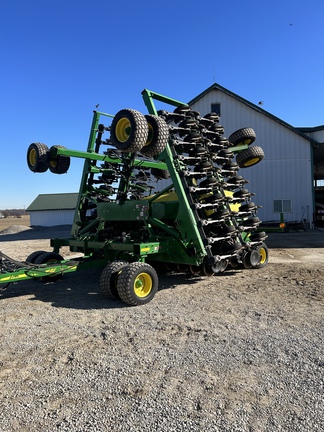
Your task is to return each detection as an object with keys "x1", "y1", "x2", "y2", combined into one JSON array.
[
  {"x1": 26, "y1": 193, "x2": 78, "y2": 227},
  {"x1": 188, "y1": 83, "x2": 323, "y2": 228}
]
